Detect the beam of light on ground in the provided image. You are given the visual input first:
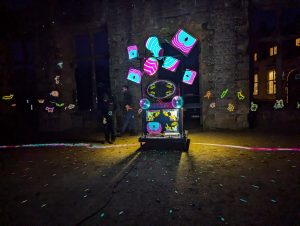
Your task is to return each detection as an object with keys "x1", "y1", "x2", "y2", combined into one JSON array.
[{"x1": 193, "y1": 142, "x2": 300, "y2": 151}]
